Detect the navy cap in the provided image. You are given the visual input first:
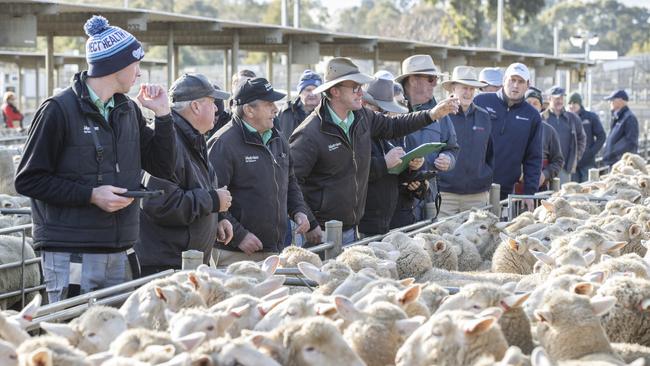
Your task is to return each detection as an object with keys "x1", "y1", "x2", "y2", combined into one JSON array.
[
  {"x1": 233, "y1": 77, "x2": 286, "y2": 106},
  {"x1": 604, "y1": 89, "x2": 629, "y2": 101},
  {"x1": 525, "y1": 87, "x2": 543, "y2": 104},
  {"x1": 170, "y1": 73, "x2": 230, "y2": 102},
  {"x1": 547, "y1": 85, "x2": 566, "y2": 96}
]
